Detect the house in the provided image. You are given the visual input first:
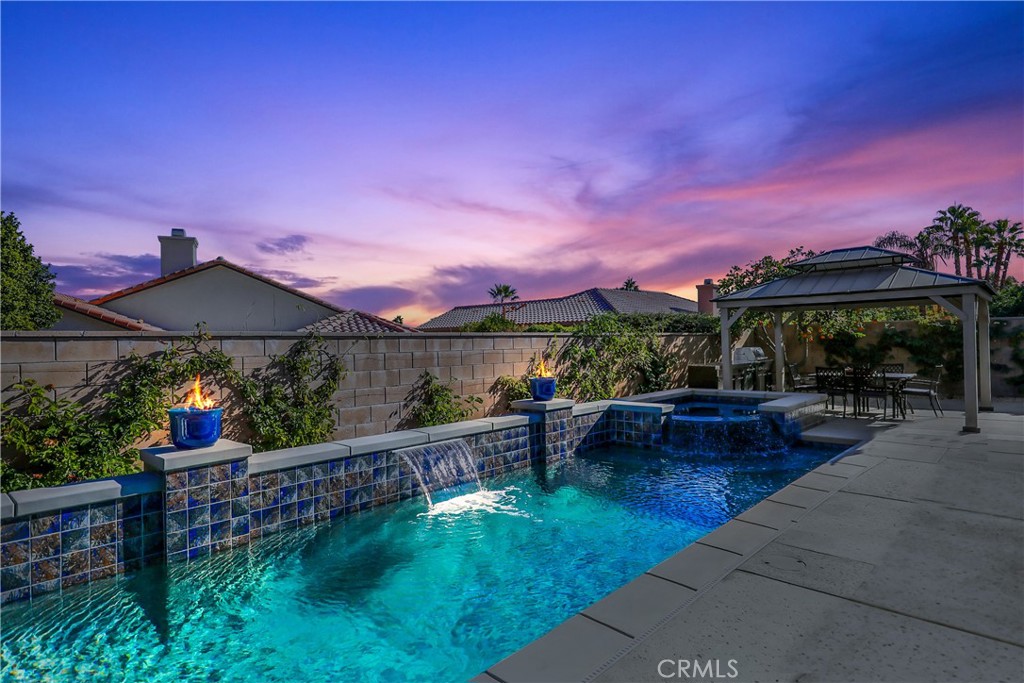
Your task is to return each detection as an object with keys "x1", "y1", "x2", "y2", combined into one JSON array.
[
  {"x1": 50, "y1": 292, "x2": 164, "y2": 332},
  {"x1": 52, "y1": 229, "x2": 417, "y2": 334},
  {"x1": 418, "y1": 287, "x2": 702, "y2": 331}
]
